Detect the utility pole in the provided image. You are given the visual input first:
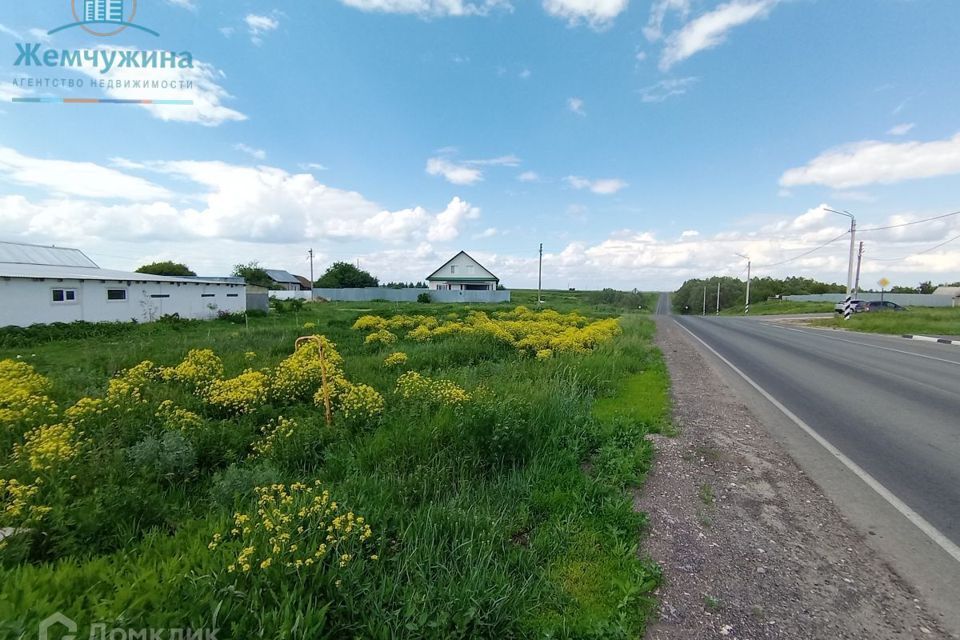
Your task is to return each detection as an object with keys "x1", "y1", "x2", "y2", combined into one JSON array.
[
  {"x1": 735, "y1": 253, "x2": 751, "y2": 315},
  {"x1": 716, "y1": 280, "x2": 721, "y2": 316},
  {"x1": 702, "y1": 286, "x2": 707, "y2": 316},
  {"x1": 826, "y1": 208, "x2": 857, "y2": 320},
  {"x1": 853, "y1": 241, "x2": 864, "y2": 298},
  {"x1": 308, "y1": 248, "x2": 315, "y2": 300},
  {"x1": 537, "y1": 243, "x2": 543, "y2": 305}
]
